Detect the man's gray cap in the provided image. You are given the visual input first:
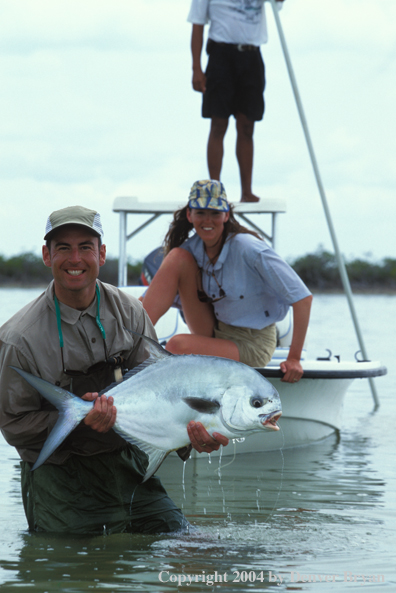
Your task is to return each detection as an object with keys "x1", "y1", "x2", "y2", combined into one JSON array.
[{"x1": 44, "y1": 206, "x2": 104, "y2": 240}]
